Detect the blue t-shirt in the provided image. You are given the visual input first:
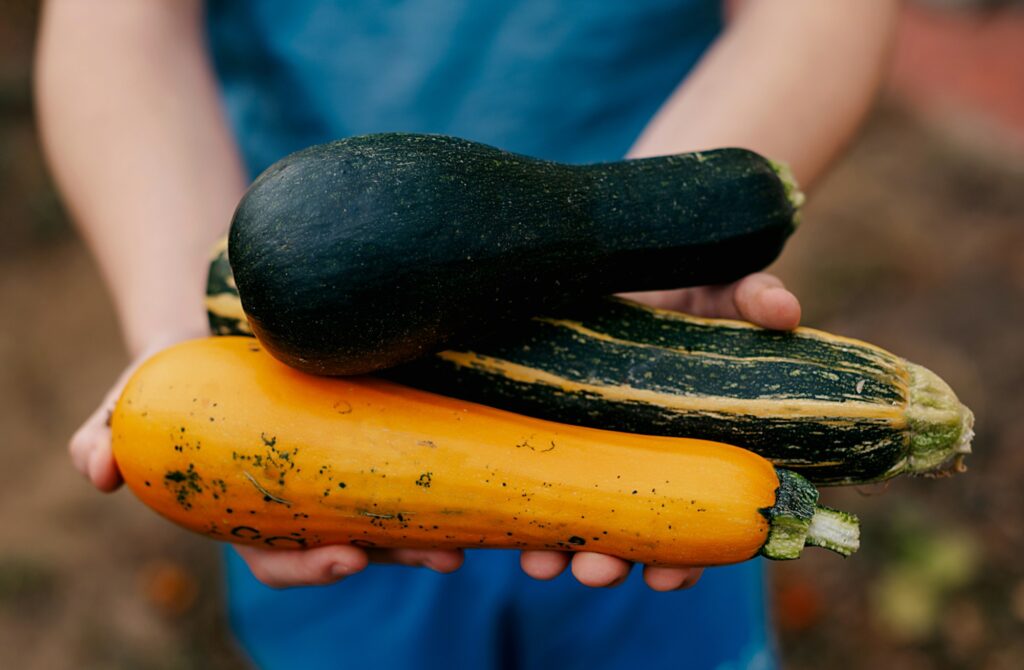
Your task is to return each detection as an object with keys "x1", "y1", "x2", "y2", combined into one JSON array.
[{"x1": 207, "y1": 2, "x2": 776, "y2": 668}]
